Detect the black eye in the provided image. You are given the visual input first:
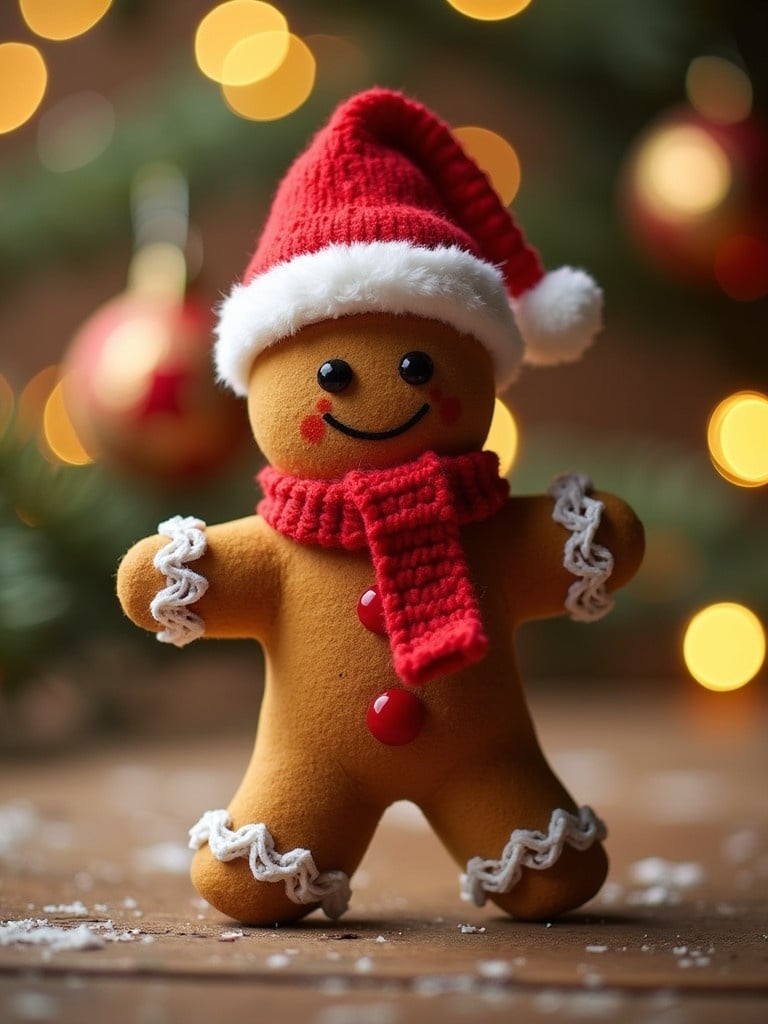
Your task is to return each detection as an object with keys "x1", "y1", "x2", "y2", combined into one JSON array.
[
  {"x1": 317, "y1": 359, "x2": 353, "y2": 393},
  {"x1": 399, "y1": 351, "x2": 434, "y2": 386}
]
